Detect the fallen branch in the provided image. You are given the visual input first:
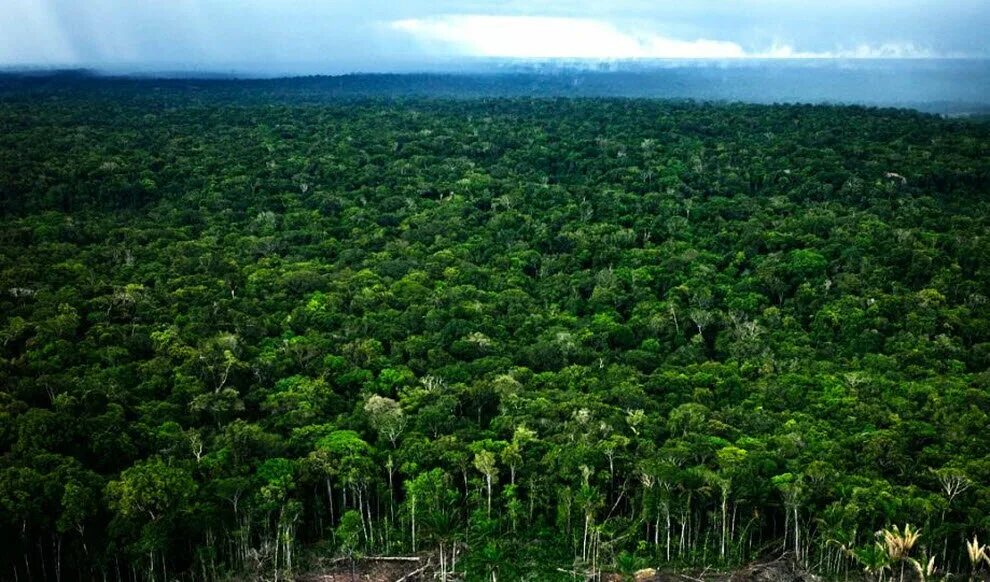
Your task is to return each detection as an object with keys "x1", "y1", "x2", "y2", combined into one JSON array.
[
  {"x1": 394, "y1": 558, "x2": 431, "y2": 582},
  {"x1": 681, "y1": 566, "x2": 716, "y2": 581}
]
